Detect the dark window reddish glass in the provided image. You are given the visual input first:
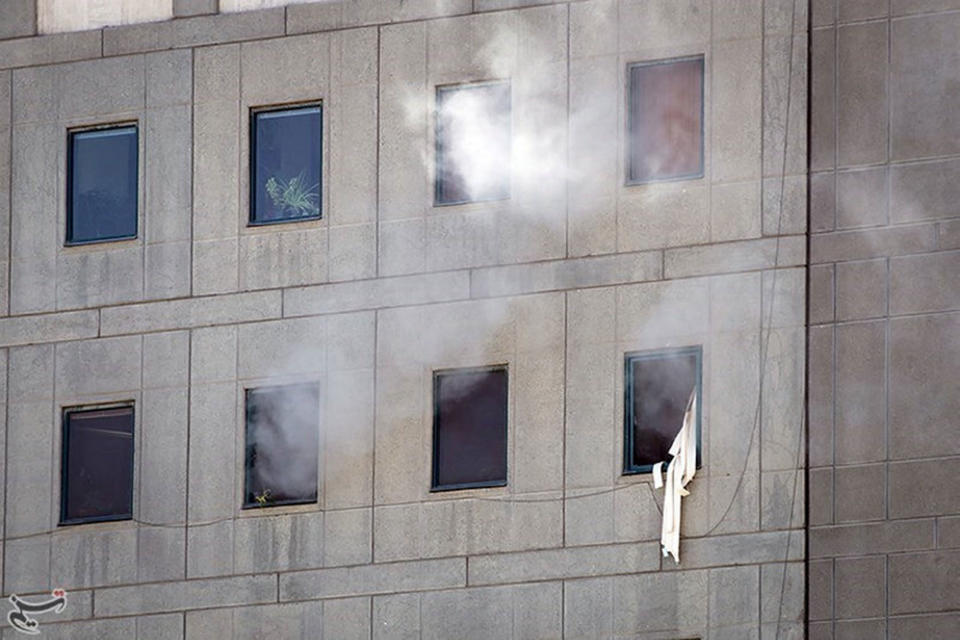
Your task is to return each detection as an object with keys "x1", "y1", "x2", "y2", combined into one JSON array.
[
  {"x1": 244, "y1": 383, "x2": 319, "y2": 508},
  {"x1": 432, "y1": 367, "x2": 508, "y2": 490},
  {"x1": 624, "y1": 347, "x2": 702, "y2": 473},
  {"x1": 628, "y1": 56, "x2": 704, "y2": 183},
  {"x1": 61, "y1": 406, "x2": 135, "y2": 524}
]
